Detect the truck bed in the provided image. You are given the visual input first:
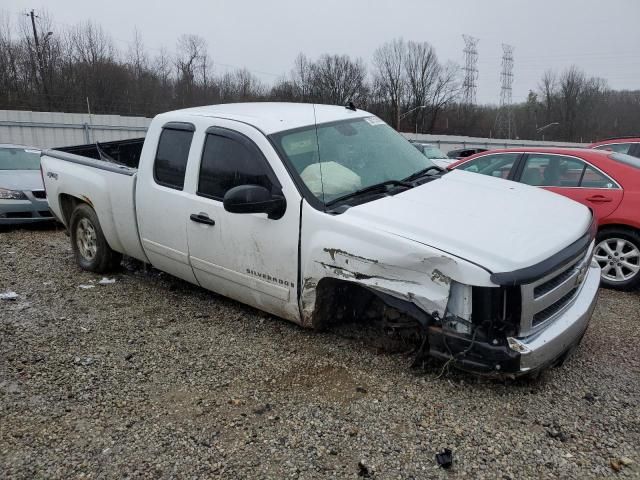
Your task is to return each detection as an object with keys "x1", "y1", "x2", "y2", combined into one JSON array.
[
  {"x1": 56, "y1": 137, "x2": 145, "y2": 169},
  {"x1": 41, "y1": 148, "x2": 148, "y2": 263}
]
